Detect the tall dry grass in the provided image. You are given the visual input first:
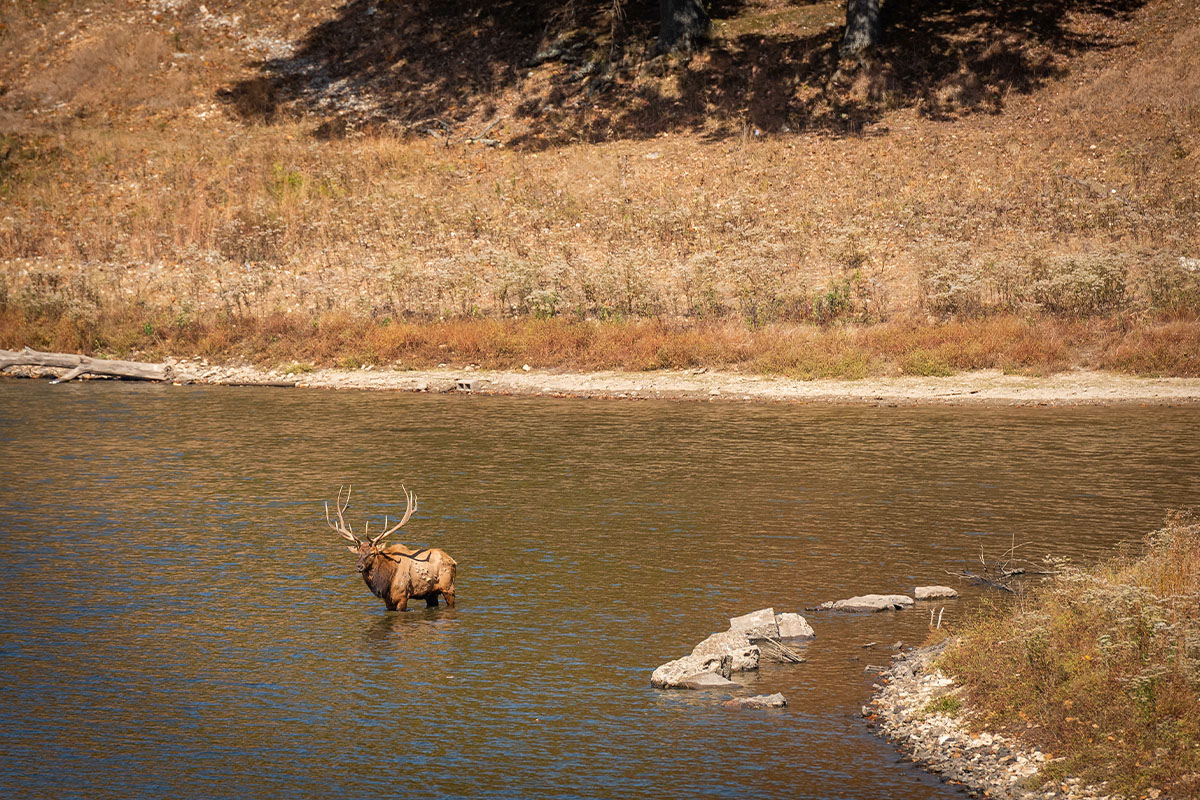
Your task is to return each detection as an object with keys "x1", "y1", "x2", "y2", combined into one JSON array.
[
  {"x1": 942, "y1": 511, "x2": 1200, "y2": 798},
  {"x1": 3, "y1": 303, "x2": 1197, "y2": 378}
]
